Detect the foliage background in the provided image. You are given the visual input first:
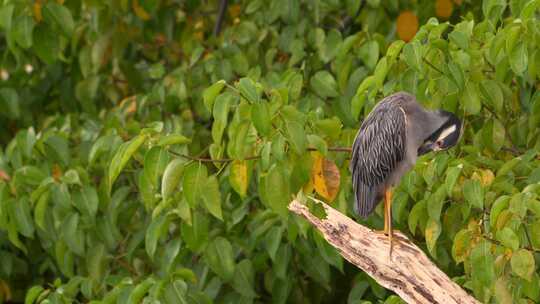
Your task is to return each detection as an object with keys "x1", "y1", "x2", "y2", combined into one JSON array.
[{"x1": 0, "y1": 0, "x2": 539, "y2": 303}]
